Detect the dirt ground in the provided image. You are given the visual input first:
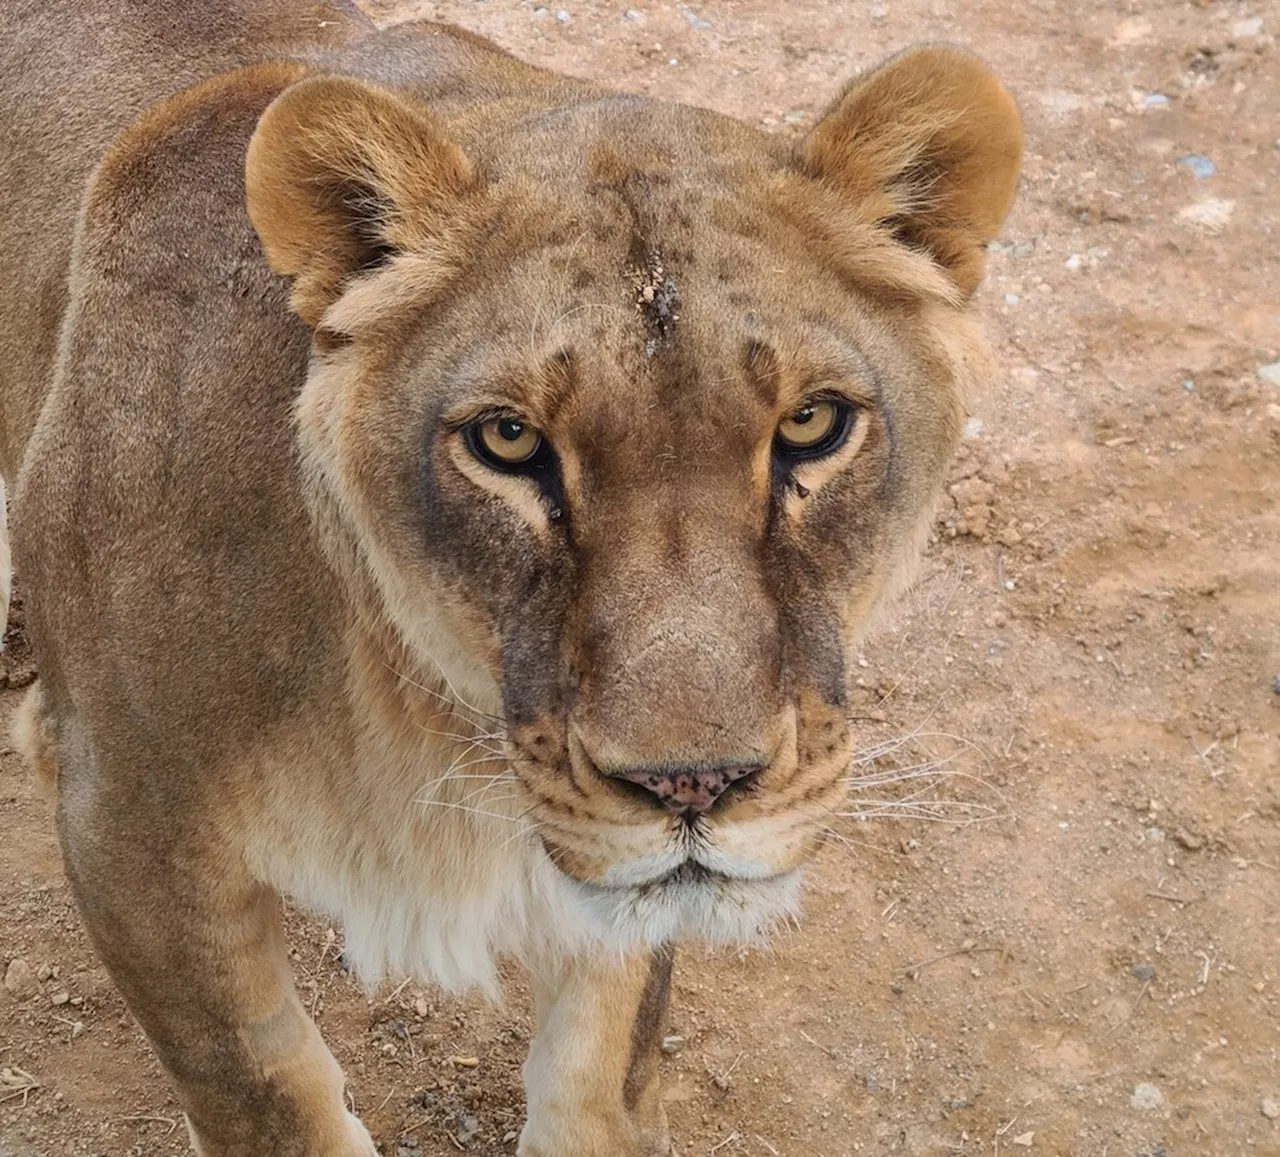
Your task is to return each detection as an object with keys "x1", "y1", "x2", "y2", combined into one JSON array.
[{"x1": 2, "y1": 1, "x2": 1278, "y2": 1155}]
